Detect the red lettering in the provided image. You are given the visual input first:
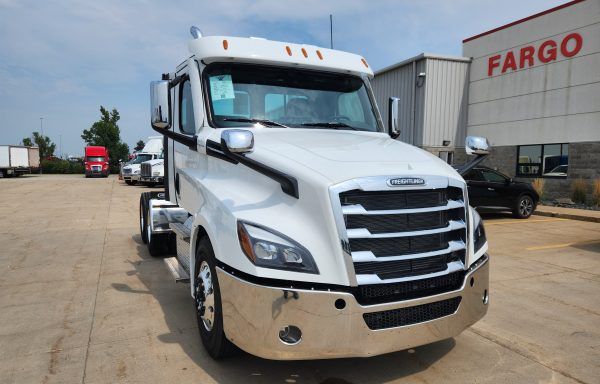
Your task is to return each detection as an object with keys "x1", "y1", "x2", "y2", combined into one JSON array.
[
  {"x1": 560, "y1": 32, "x2": 583, "y2": 57},
  {"x1": 519, "y1": 46, "x2": 535, "y2": 68},
  {"x1": 488, "y1": 54, "x2": 501, "y2": 76},
  {"x1": 501, "y1": 51, "x2": 517, "y2": 73},
  {"x1": 538, "y1": 40, "x2": 557, "y2": 63}
]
